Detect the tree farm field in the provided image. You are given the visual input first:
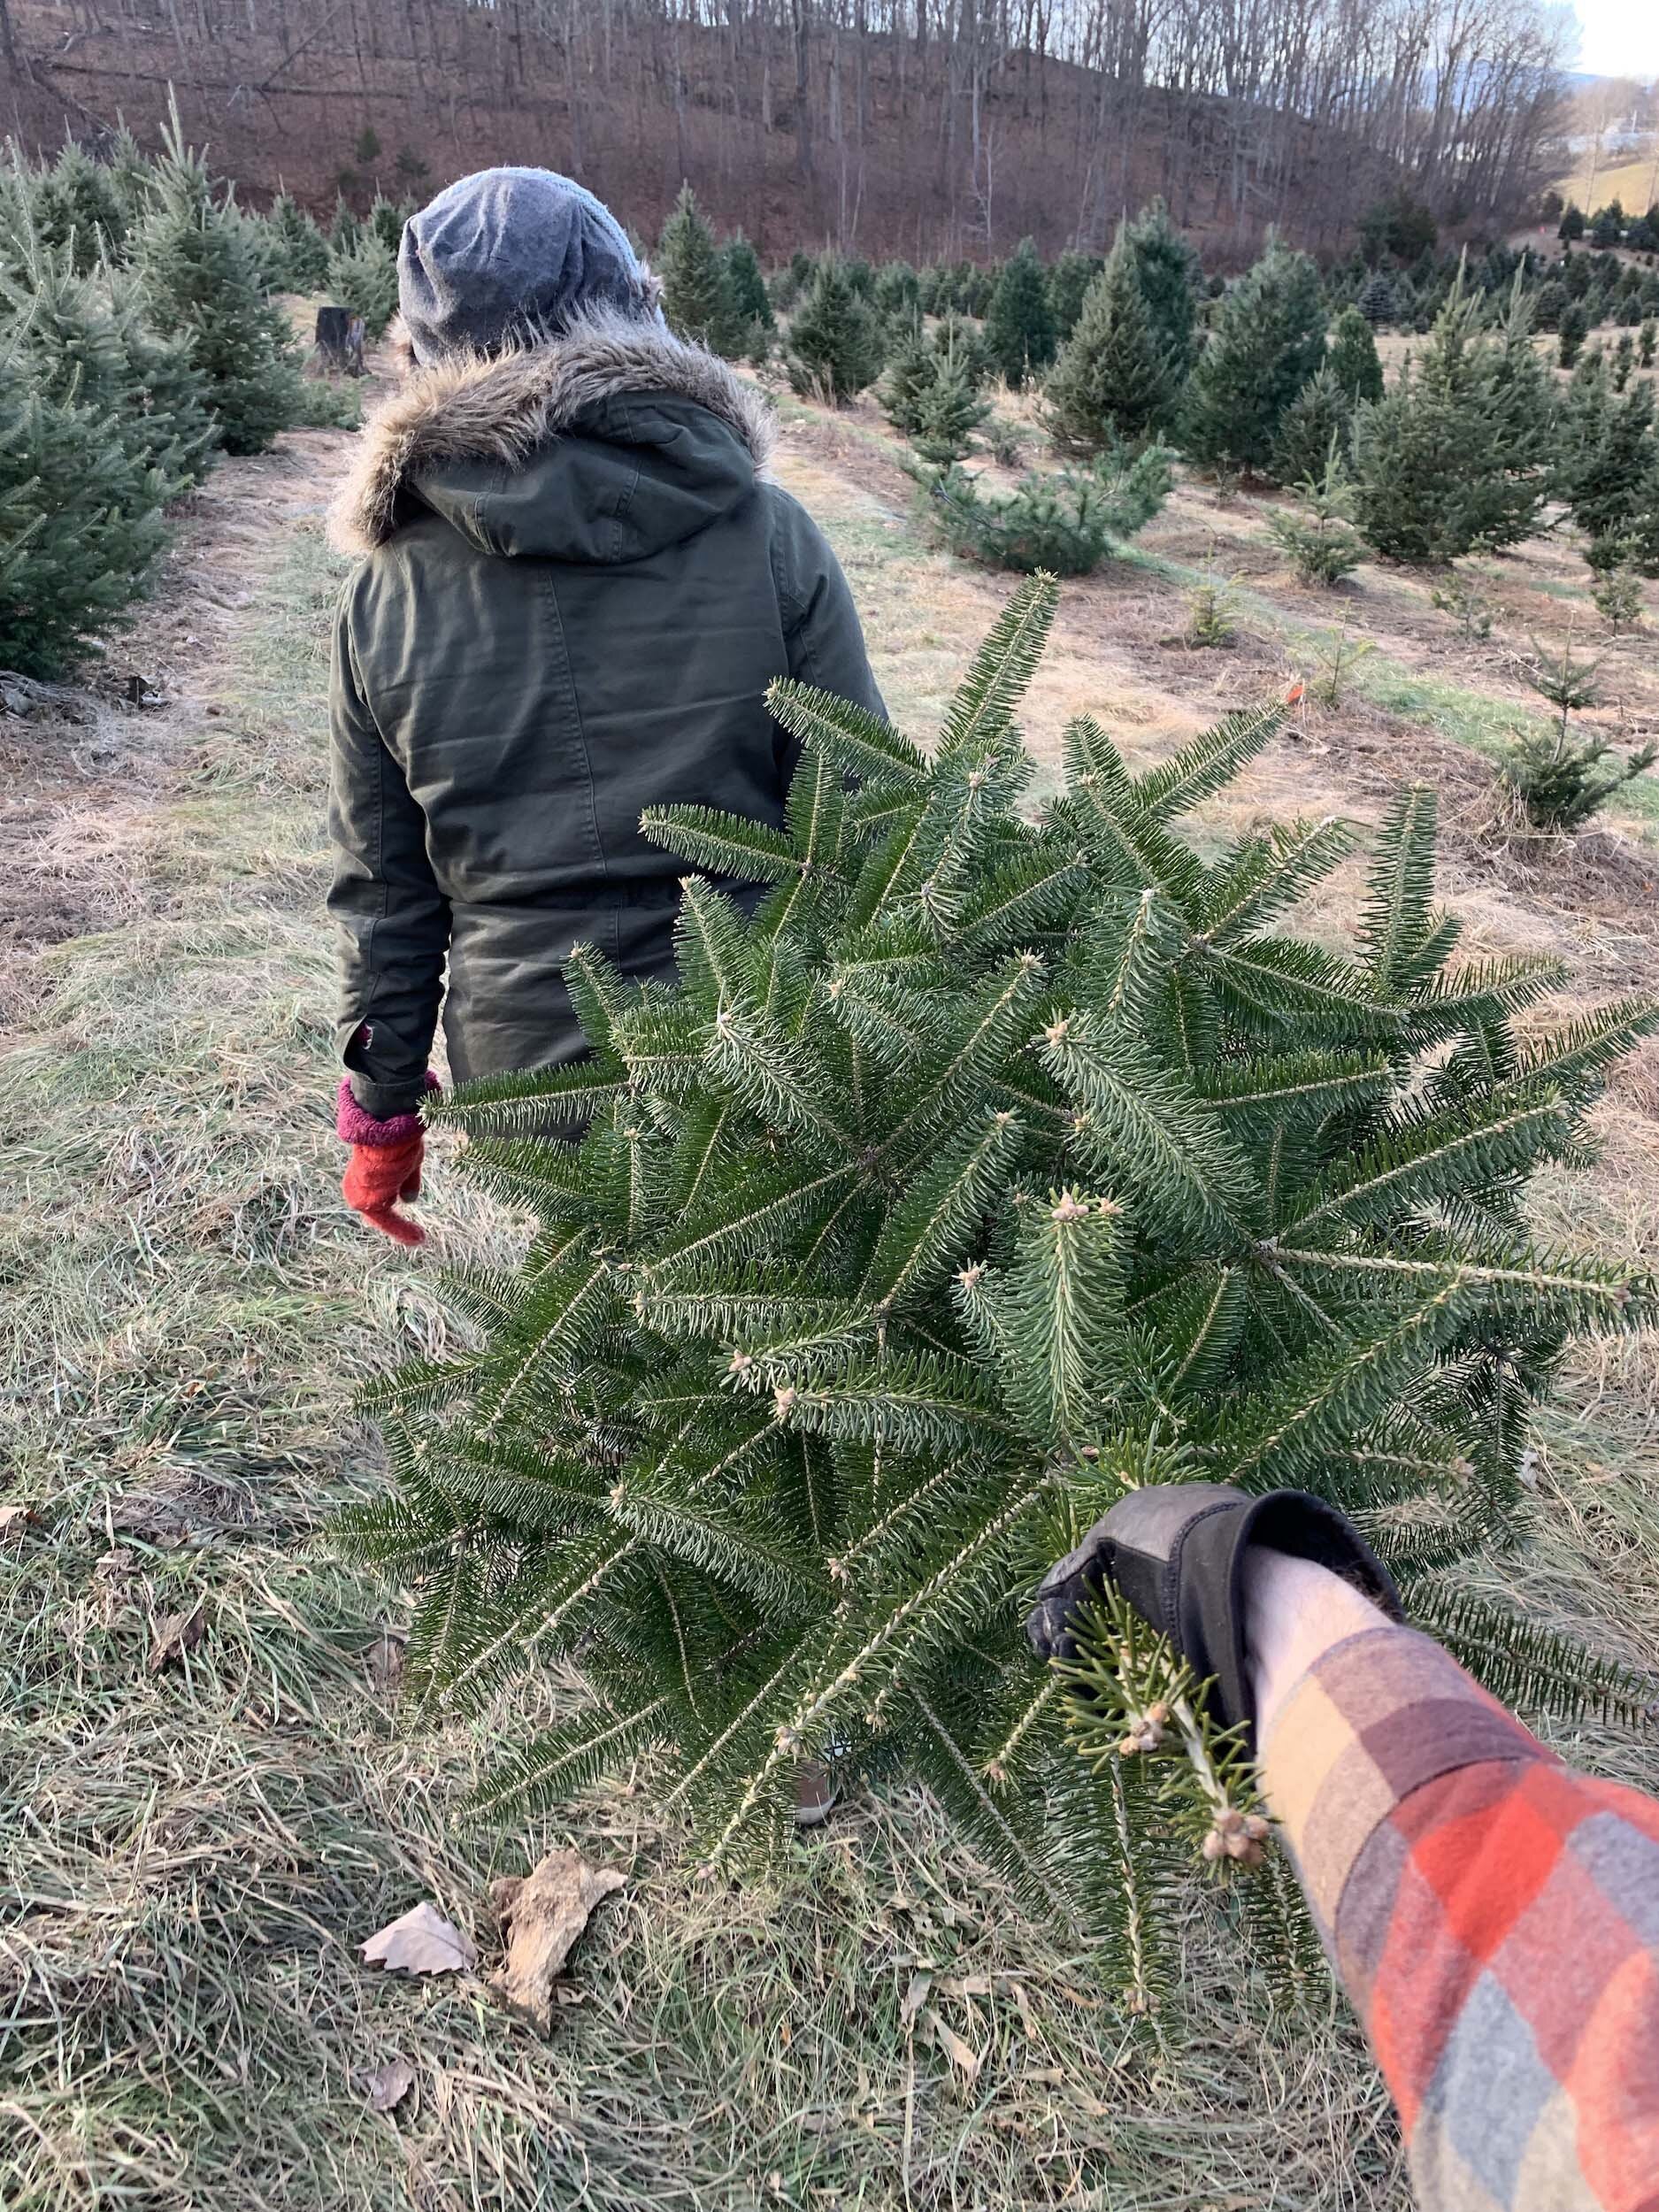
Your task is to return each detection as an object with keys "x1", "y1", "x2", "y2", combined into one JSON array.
[{"x1": 3, "y1": 373, "x2": 1658, "y2": 2212}]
